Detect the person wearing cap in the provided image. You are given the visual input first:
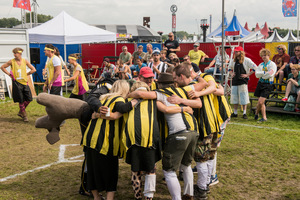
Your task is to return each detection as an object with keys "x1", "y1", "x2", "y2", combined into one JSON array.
[
  {"x1": 1, "y1": 47, "x2": 36, "y2": 122},
  {"x1": 148, "y1": 48, "x2": 168, "y2": 80},
  {"x1": 119, "y1": 45, "x2": 132, "y2": 66},
  {"x1": 138, "y1": 67, "x2": 159, "y2": 91},
  {"x1": 188, "y1": 43, "x2": 209, "y2": 66},
  {"x1": 64, "y1": 54, "x2": 89, "y2": 100},
  {"x1": 273, "y1": 44, "x2": 290, "y2": 91},
  {"x1": 163, "y1": 32, "x2": 181, "y2": 57},
  {"x1": 228, "y1": 46, "x2": 257, "y2": 119},
  {"x1": 101, "y1": 58, "x2": 116, "y2": 79},
  {"x1": 128, "y1": 72, "x2": 207, "y2": 200},
  {"x1": 143, "y1": 44, "x2": 154, "y2": 64},
  {"x1": 131, "y1": 45, "x2": 146, "y2": 65},
  {"x1": 254, "y1": 48, "x2": 277, "y2": 122},
  {"x1": 43, "y1": 44, "x2": 65, "y2": 96}
]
